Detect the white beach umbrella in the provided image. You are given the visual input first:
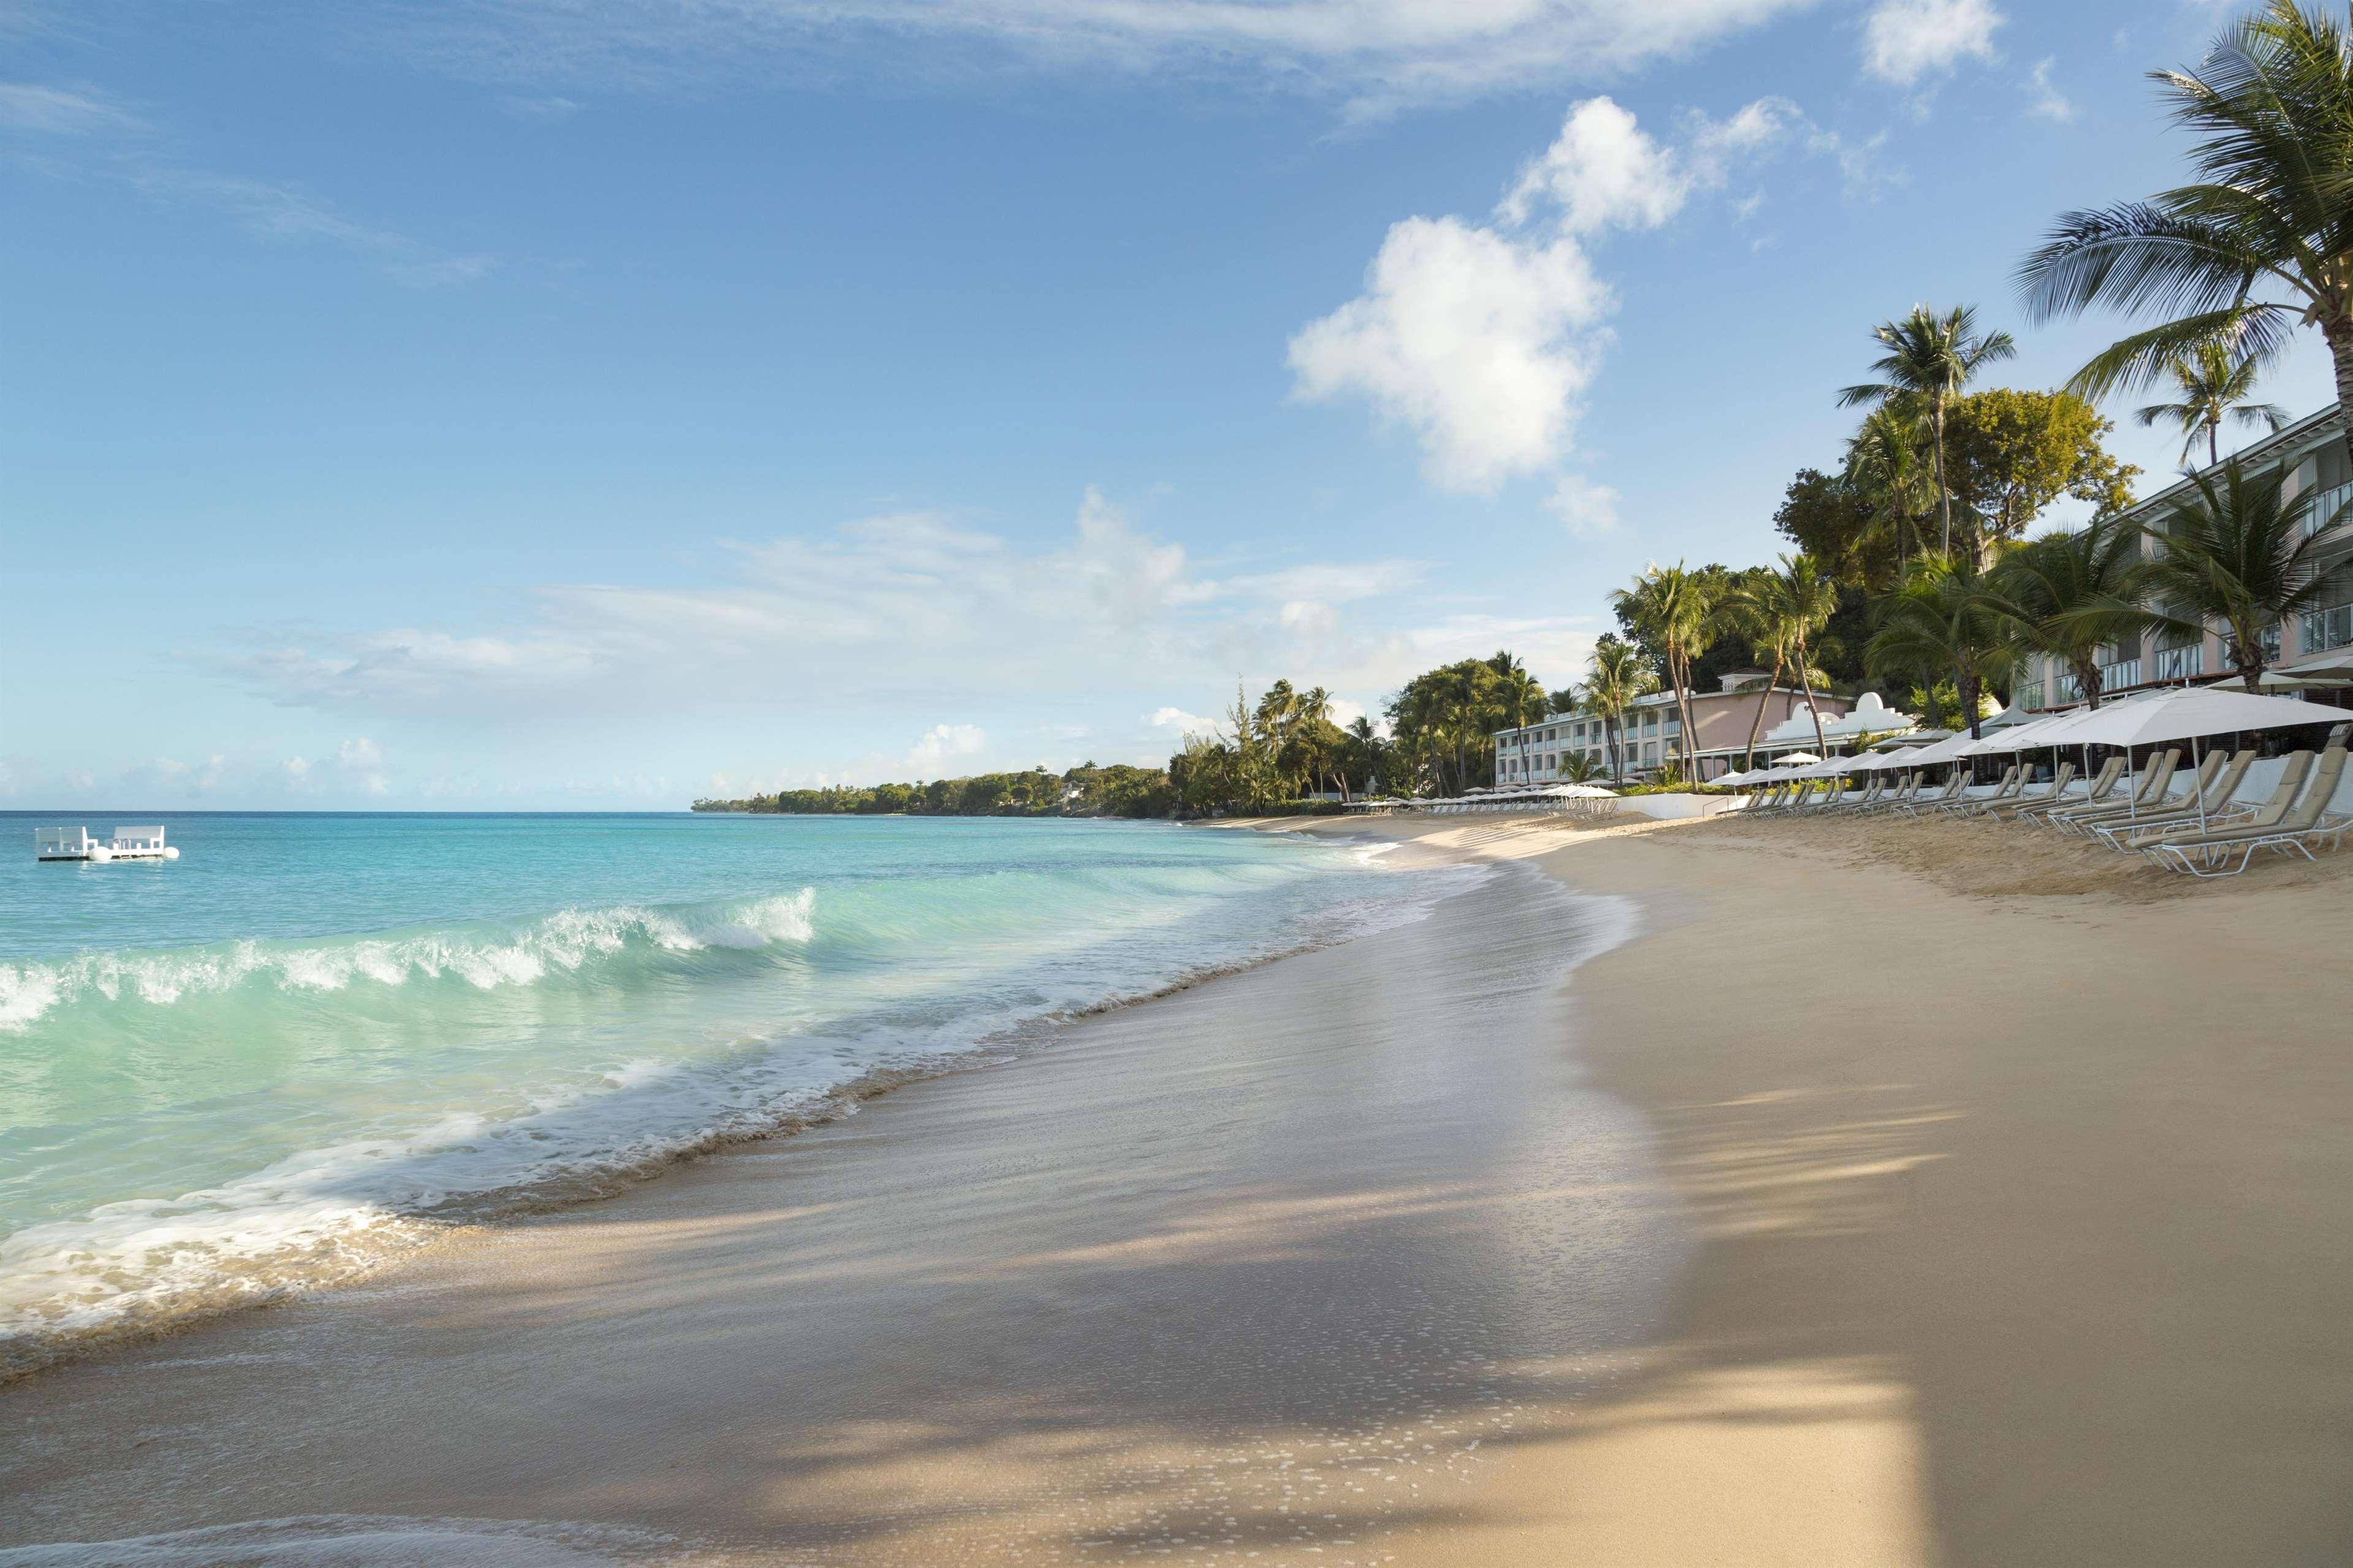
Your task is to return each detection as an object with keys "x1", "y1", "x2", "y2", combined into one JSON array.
[
  {"x1": 2059, "y1": 684, "x2": 2353, "y2": 828},
  {"x1": 2259, "y1": 650, "x2": 2353, "y2": 689},
  {"x1": 1771, "y1": 752, "x2": 1821, "y2": 767}
]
